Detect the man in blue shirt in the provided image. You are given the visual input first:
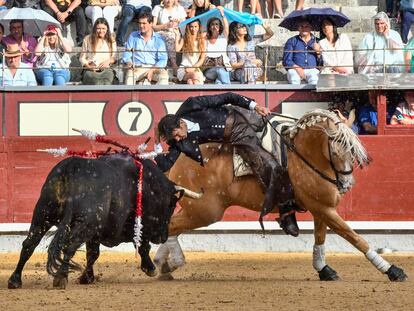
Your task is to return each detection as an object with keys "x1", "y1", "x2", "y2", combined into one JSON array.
[
  {"x1": 0, "y1": 44, "x2": 37, "y2": 86},
  {"x1": 282, "y1": 20, "x2": 321, "y2": 85},
  {"x1": 122, "y1": 10, "x2": 169, "y2": 85}
]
